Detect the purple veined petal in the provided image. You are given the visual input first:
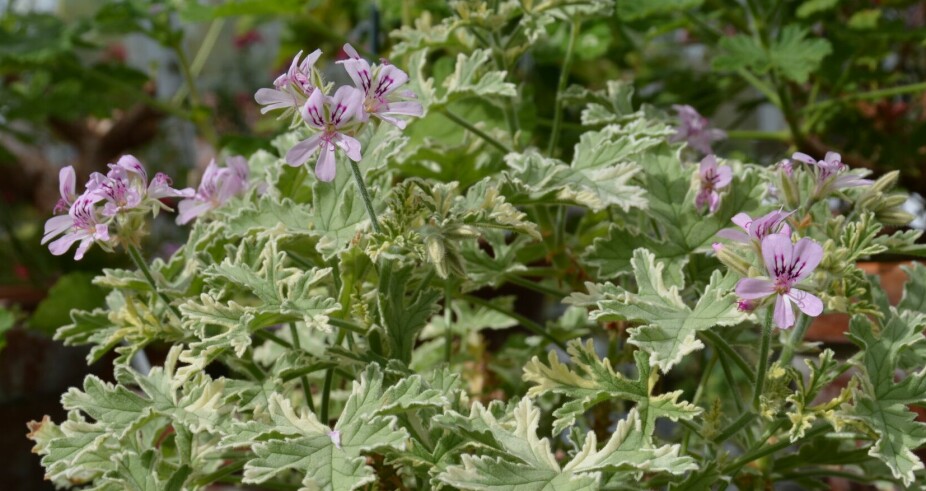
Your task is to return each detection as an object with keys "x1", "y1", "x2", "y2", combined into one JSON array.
[
  {"x1": 714, "y1": 165, "x2": 733, "y2": 189},
  {"x1": 102, "y1": 202, "x2": 120, "y2": 217},
  {"x1": 708, "y1": 191, "x2": 721, "y2": 213},
  {"x1": 736, "y1": 278, "x2": 776, "y2": 300},
  {"x1": 176, "y1": 199, "x2": 214, "y2": 225},
  {"x1": 314, "y1": 142, "x2": 337, "y2": 182},
  {"x1": 831, "y1": 174, "x2": 873, "y2": 190},
  {"x1": 761, "y1": 234, "x2": 794, "y2": 278},
  {"x1": 789, "y1": 237, "x2": 823, "y2": 283},
  {"x1": 774, "y1": 294, "x2": 796, "y2": 329},
  {"x1": 58, "y1": 166, "x2": 77, "y2": 205},
  {"x1": 716, "y1": 228, "x2": 750, "y2": 243},
  {"x1": 695, "y1": 188, "x2": 712, "y2": 212},
  {"x1": 699, "y1": 154, "x2": 717, "y2": 175},
  {"x1": 329, "y1": 86, "x2": 364, "y2": 127},
  {"x1": 301, "y1": 89, "x2": 328, "y2": 129},
  {"x1": 299, "y1": 48, "x2": 323, "y2": 72},
  {"x1": 149, "y1": 173, "x2": 194, "y2": 200},
  {"x1": 375, "y1": 113, "x2": 407, "y2": 129},
  {"x1": 340, "y1": 58, "x2": 373, "y2": 93},
  {"x1": 285, "y1": 134, "x2": 324, "y2": 167},
  {"x1": 824, "y1": 151, "x2": 842, "y2": 167},
  {"x1": 333, "y1": 133, "x2": 362, "y2": 162},
  {"x1": 42, "y1": 215, "x2": 74, "y2": 244},
  {"x1": 382, "y1": 100, "x2": 424, "y2": 117},
  {"x1": 731, "y1": 212, "x2": 752, "y2": 230},
  {"x1": 226, "y1": 156, "x2": 249, "y2": 182},
  {"x1": 787, "y1": 288, "x2": 823, "y2": 317},
  {"x1": 255, "y1": 88, "x2": 299, "y2": 113},
  {"x1": 791, "y1": 152, "x2": 818, "y2": 166},
  {"x1": 372, "y1": 64, "x2": 410, "y2": 98},
  {"x1": 73, "y1": 236, "x2": 95, "y2": 261},
  {"x1": 48, "y1": 229, "x2": 87, "y2": 257},
  {"x1": 200, "y1": 159, "x2": 221, "y2": 196},
  {"x1": 116, "y1": 155, "x2": 148, "y2": 184},
  {"x1": 286, "y1": 50, "x2": 304, "y2": 78}
]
